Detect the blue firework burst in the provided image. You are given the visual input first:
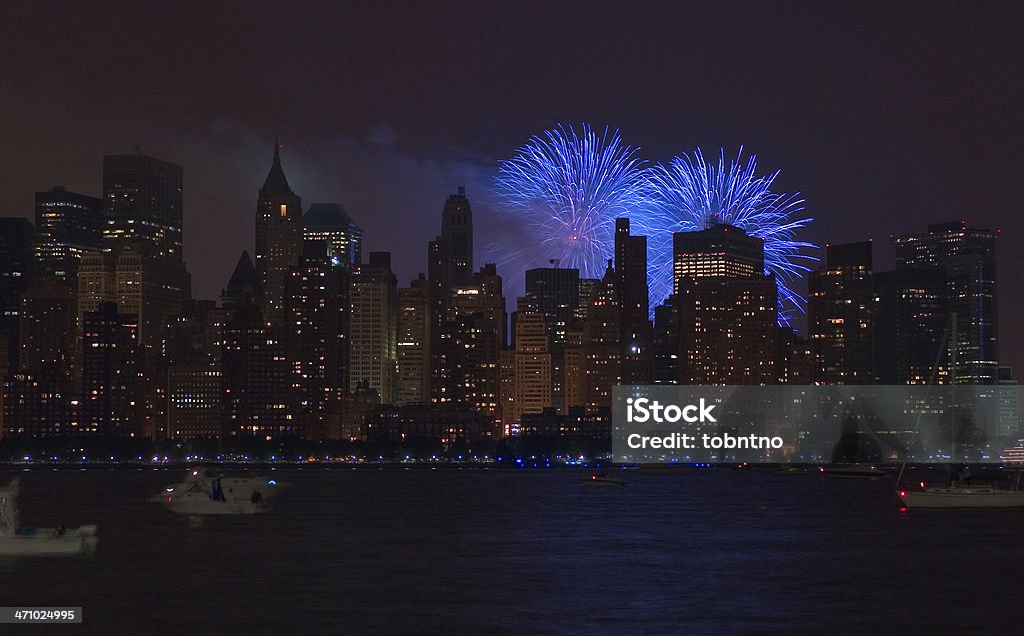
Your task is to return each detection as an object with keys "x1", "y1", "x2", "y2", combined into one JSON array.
[
  {"x1": 492, "y1": 124, "x2": 650, "y2": 279},
  {"x1": 648, "y1": 148, "x2": 817, "y2": 324}
]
